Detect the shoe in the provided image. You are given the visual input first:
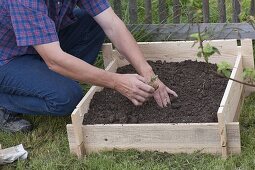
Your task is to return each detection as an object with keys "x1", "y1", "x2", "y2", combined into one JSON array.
[{"x1": 0, "y1": 108, "x2": 32, "y2": 133}]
